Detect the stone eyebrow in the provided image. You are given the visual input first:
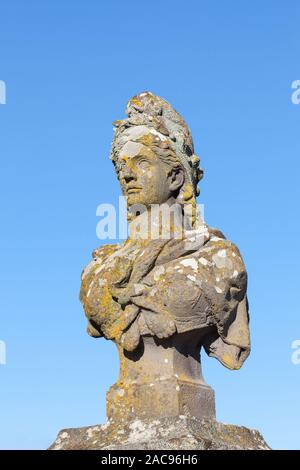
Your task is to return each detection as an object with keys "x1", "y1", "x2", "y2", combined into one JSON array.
[{"x1": 123, "y1": 153, "x2": 152, "y2": 164}]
